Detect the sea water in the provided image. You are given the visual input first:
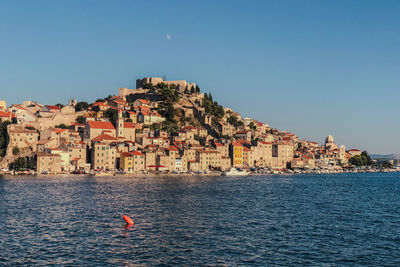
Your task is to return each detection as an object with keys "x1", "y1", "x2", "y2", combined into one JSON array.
[{"x1": 0, "y1": 173, "x2": 399, "y2": 265}]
